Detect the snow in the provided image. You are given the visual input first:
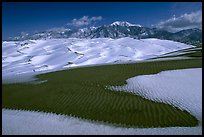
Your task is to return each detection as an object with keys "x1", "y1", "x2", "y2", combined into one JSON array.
[
  {"x1": 108, "y1": 68, "x2": 202, "y2": 123},
  {"x1": 159, "y1": 51, "x2": 197, "y2": 57},
  {"x1": 2, "y1": 109, "x2": 202, "y2": 135},
  {"x1": 2, "y1": 38, "x2": 201, "y2": 134},
  {"x1": 2, "y1": 38, "x2": 193, "y2": 83},
  {"x1": 110, "y1": 21, "x2": 142, "y2": 27}
]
